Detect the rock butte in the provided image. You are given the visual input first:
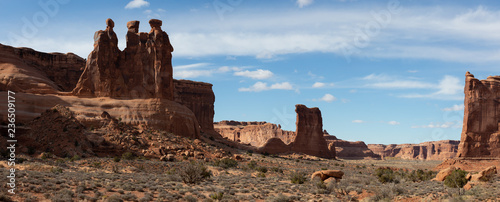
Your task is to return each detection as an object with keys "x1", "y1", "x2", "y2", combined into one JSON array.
[
  {"x1": 0, "y1": 18, "x2": 216, "y2": 138},
  {"x1": 458, "y1": 72, "x2": 500, "y2": 158}
]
